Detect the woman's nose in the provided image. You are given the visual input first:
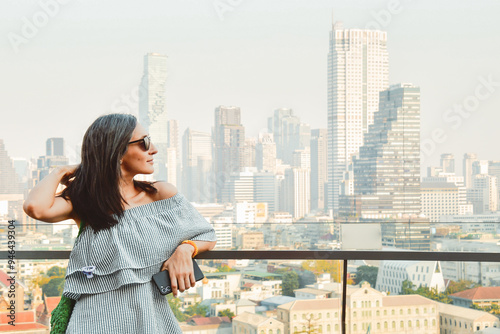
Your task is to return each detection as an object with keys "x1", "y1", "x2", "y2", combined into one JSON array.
[{"x1": 150, "y1": 142, "x2": 158, "y2": 155}]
